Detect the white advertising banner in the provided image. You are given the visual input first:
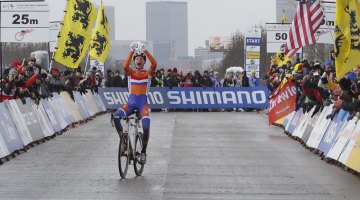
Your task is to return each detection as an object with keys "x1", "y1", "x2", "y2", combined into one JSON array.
[
  {"x1": 32, "y1": 103, "x2": 54, "y2": 137},
  {"x1": 0, "y1": 132, "x2": 9, "y2": 158},
  {"x1": 306, "y1": 105, "x2": 334, "y2": 149},
  {"x1": 245, "y1": 29, "x2": 261, "y2": 77},
  {"x1": 338, "y1": 122, "x2": 360, "y2": 164},
  {"x1": 327, "y1": 120, "x2": 356, "y2": 160},
  {"x1": 292, "y1": 107, "x2": 315, "y2": 139},
  {"x1": 302, "y1": 110, "x2": 320, "y2": 143},
  {"x1": 5, "y1": 100, "x2": 33, "y2": 146},
  {"x1": 0, "y1": 2, "x2": 49, "y2": 42}
]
